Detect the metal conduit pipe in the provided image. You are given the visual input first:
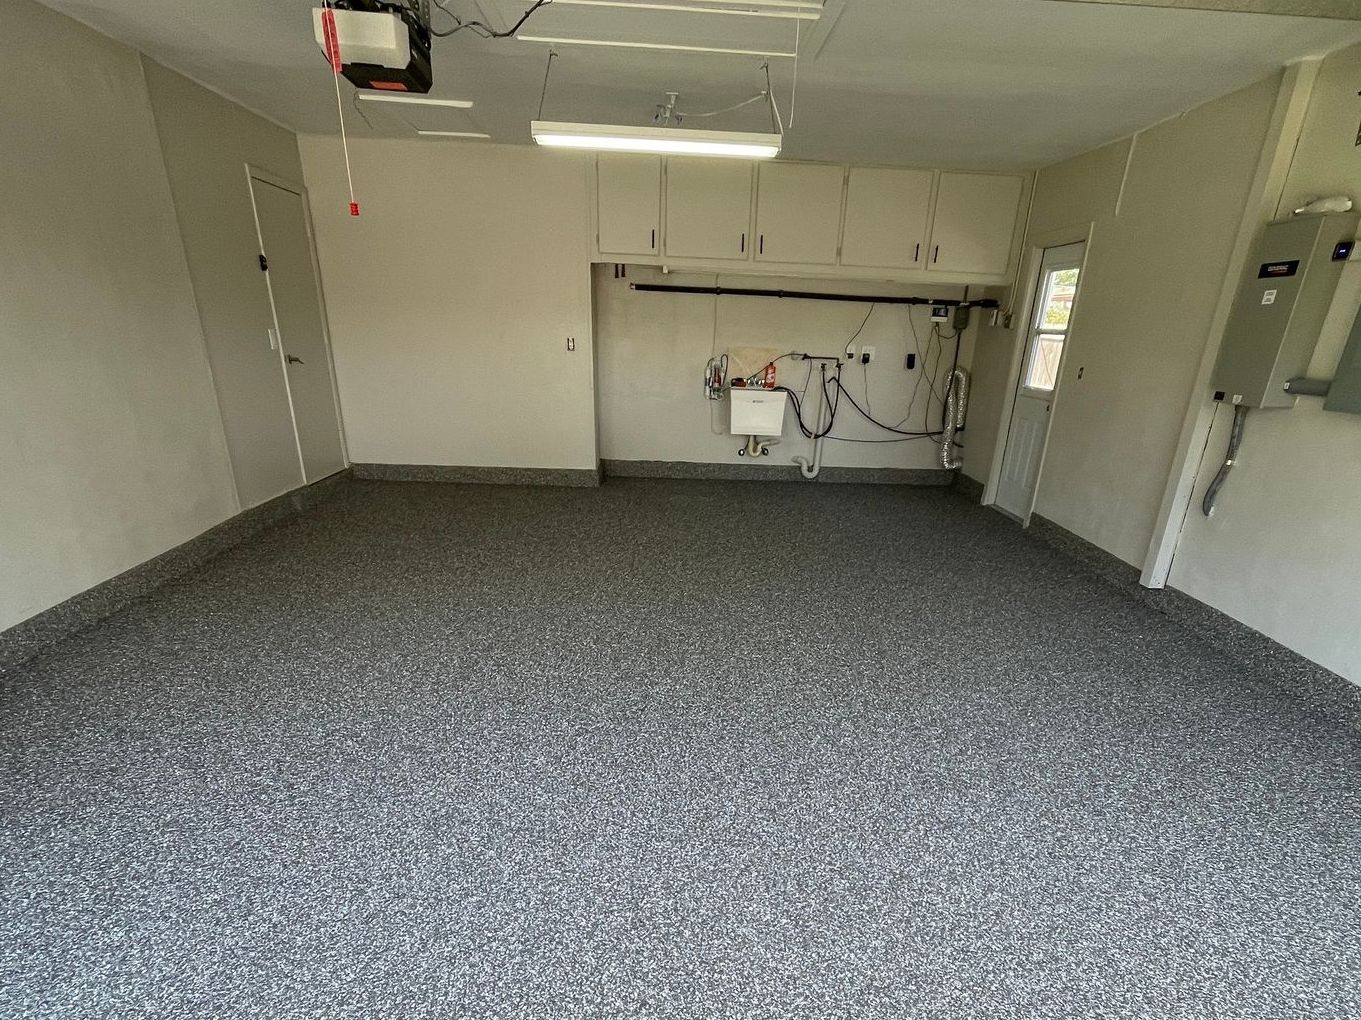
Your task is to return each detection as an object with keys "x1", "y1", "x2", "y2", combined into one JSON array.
[
  {"x1": 1202, "y1": 404, "x2": 1249, "y2": 516},
  {"x1": 941, "y1": 369, "x2": 969, "y2": 471}
]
